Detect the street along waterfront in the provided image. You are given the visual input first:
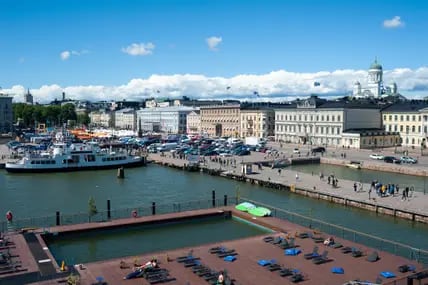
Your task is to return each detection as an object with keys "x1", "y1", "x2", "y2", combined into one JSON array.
[{"x1": 0, "y1": 164, "x2": 427, "y2": 251}]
